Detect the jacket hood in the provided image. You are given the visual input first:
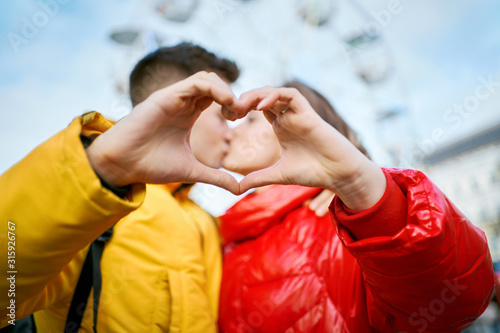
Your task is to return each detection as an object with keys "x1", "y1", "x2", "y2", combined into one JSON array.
[{"x1": 219, "y1": 185, "x2": 323, "y2": 244}]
